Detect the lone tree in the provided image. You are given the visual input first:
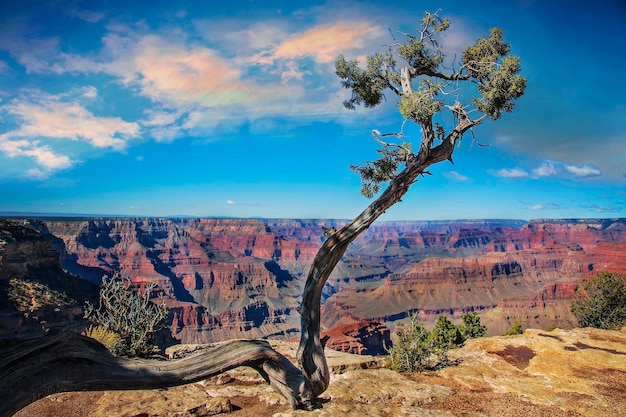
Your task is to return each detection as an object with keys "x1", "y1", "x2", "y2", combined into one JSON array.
[
  {"x1": 0, "y1": 10, "x2": 525, "y2": 414},
  {"x1": 570, "y1": 272, "x2": 626, "y2": 330}
]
